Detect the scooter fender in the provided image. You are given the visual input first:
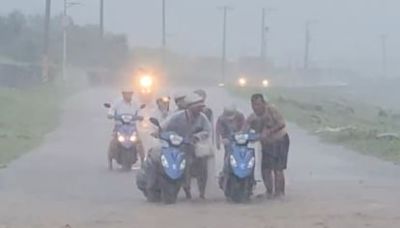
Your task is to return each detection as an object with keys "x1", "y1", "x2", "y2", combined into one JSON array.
[
  {"x1": 161, "y1": 147, "x2": 186, "y2": 181},
  {"x1": 230, "y1": 145, "x2": 255, "y2": 179}
]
